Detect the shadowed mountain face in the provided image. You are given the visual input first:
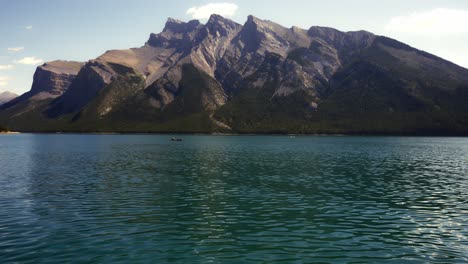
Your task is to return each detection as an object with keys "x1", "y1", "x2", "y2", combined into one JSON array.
[{"x1": 1, "y1": 15, "x2": 468, "y2": 135}]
